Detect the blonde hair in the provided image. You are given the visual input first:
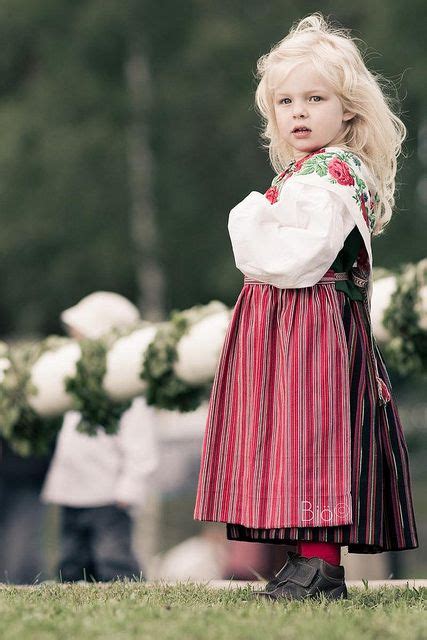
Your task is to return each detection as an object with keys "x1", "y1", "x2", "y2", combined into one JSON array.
[{"x1": 254, "y1": 12, "x2": 407, "y2": 236}]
